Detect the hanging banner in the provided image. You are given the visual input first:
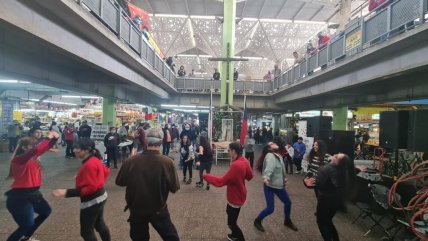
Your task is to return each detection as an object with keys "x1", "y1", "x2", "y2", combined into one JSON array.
[
  {"x1": 345, "y1": 31, "x2": 361, "y2": 52},
  {"x1": 298, "y1": 120, "x2": 307, "y2": 137},
  {"x1": 127, "y1": 3, "x2": 150, "y2": 31},
  {"x1": 1, "y1": 100, "x2": 14, "y2": 127}
]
